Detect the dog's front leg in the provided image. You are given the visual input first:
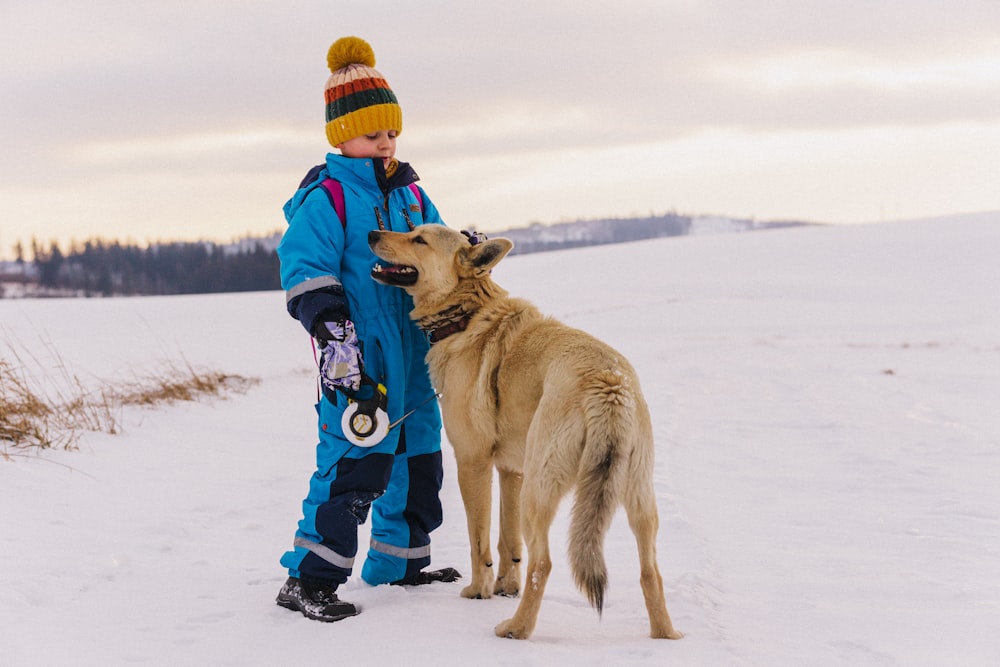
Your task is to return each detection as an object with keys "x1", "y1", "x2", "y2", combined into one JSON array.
[
  {"x1": 456, "y1": 457, "x2": 495, "y2": 599},
  {"x1": 494, "y1": 467, "x2": 522, "y2": 597}
]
